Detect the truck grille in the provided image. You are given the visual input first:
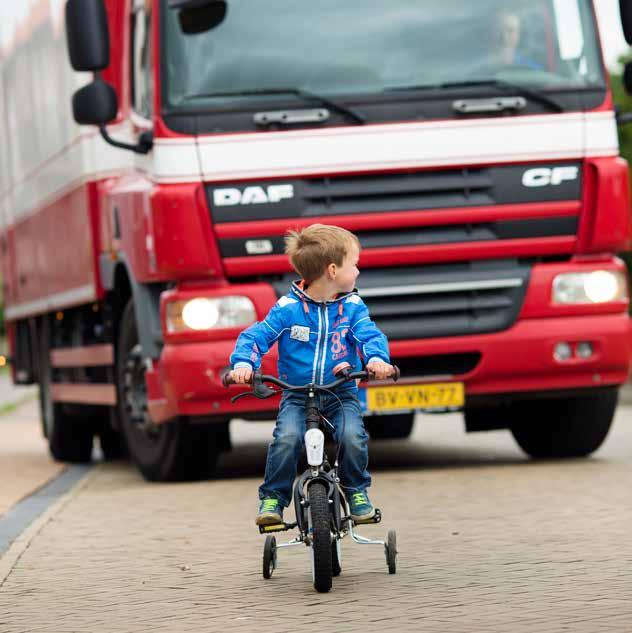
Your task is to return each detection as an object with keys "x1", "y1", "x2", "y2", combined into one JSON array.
[
  {"x1": 208, "y1": 162, "x2": 581, "y2": 224},
  {"x1": 271, "y1": 259, "x2": 530, "y2": 340},
  {"x1": 218, "y1": 217, "x2": 577, "y2": 258}
]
